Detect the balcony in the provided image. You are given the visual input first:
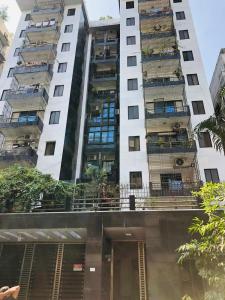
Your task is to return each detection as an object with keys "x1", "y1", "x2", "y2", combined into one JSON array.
[
  {"x1": 92, "y1": 71, "x2": 117, "y2": 81},
  {"x1": 142, "y1": 51, "x2": 180, "y2": 62},
  {"x1": 0, "y1": 116, "x2": 43, "y2": 138},
  {"x1": 19, "y1": 44, "x2": 57, "y2": 63},
  {"x1": 0, "y1": 147, "x2": 37, "y2": 168},
  {"x1": 14, "y1": 63, "x2": 53, "y2": 85},
  {"x1": 145, "y1": 106, "x2": 190, "y2": 131},
  {"x1": 143, "y1": 76, "x2": 185, "y2": 88},
  {"x1": 140, "y1": 16, "x2": 174, "y2": 36},
  {"x1": 94, "y1": 37, "x2": 118, "y2": 47},
  {"x1": 149, "y1": 181, "x2": 201, "y2": 197},
  {"x1": 31, "y1": 7, "x2": 63, "y2": 23},
  {"x1": 85, "y1": 143, "x2": 116, "y2": 153},
  {"x1": 5, "y1": 88, "x2": 49, "y2": 112},
  {"x1": 140, "y1": 9, "x2": 173, "y2": 20},
  {"x1": 91, "y1": 55, "x2": 118, "y2": 64},
  {"x1": 141, "y1": 30, "x2": 176, "y2": 40},
  {"x1": 25, "y1": 23, "x2": 60, "y2": 44},
  {"x1": 147, "y1": 140, "x2": 197, "y2": 155}
]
